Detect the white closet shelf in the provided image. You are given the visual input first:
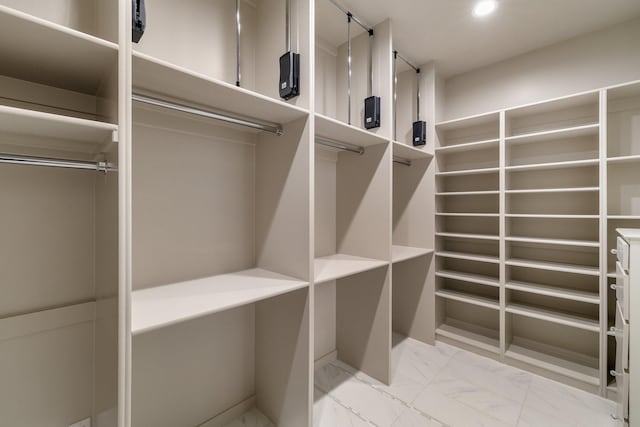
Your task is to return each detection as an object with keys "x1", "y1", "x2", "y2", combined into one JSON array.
[
  {"x1": 435, "y1": 138, "x2": 499, "y2": 154},
  {"x1": 436, "y1": 270, "x2": 500, "y2": 287},
  {"x1": 392, "y1": 141, "x2": 433, "y2": 160},
  {"x1": 436, "y1": 251, "x2": 500, "y2": 264},
  {"x1": 505, "y1": 123, "x2": 599, "y2": 144},
  {"x1": 505, "y1": 236, "x2": 600, "y2": 248},
  {"x1": 436, "y1": 322, "x2": 500, "y2": 354},
  {"x1": 505, "y1": 342, "x2": 599, "y2": 386},
  {"x1": 506, "y1": 214, "x2": 599, "y2": 219},
  {"x1": 506, "y1": 303, "x2": 599, "y2": 332},
  {"x1": 316, "y1": 113, "x2": 389, "y2": 148},
  {"x1": 435, "y1": 111, "x2": 500, "y2": 131},
  {"x1": 436, "y1": 232, "x2": 499, "y2": 241},
  {"x1": 391, "y1": 245, "x2": 433, "y2": 263},
  {"x1": 608, "y1": 215, "x2": 640, "y2": 220},
  {"x1": 505, "y1": 187, "x2": 599, "y2": 194},
  {"x1": 435, "y1": 167, "x2": 500, "y2": 177},
  {"x1": 505, "y1": 258, "x2": 599, "y2": 276},
  {"x1": 607, "y1": 154, "x2": 640, "y2": 164},
  {"x1": 436, "y1": 213, "x2": 499, "y2": 217},
  {"x1": 0, "y1": 105, "x2": 118, "y2": 152},
  {"x1": 607, "y1": 271, "x2": 616, "y2": 279},
  {"x1": 0, "y1": 5, "x2": 117, "y2": 94},
  {"x1": 436, "y1": 289, "x2": 499, "y2": 310},
  {"x1": 505, "y1": 158, "x2": 599, "y2": 172},
  {"x1": 131, "y1": 268, "x2": 309, "y2": 335},
  {"x1": 505, "y1": 280, "x2": 599, "y2": 304},
  {"x1": 132, "y1": 51, "x2": 309, "y2": 126},
  {"x1": 314, "y1": 254, "x2": 388, "y2": 284},
  {"x1": 435, "y1": 190, "x2": 499, "y2": 196},
  {"x1": 0, "y1": 301, "x2": 96, "y2": 342}
]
